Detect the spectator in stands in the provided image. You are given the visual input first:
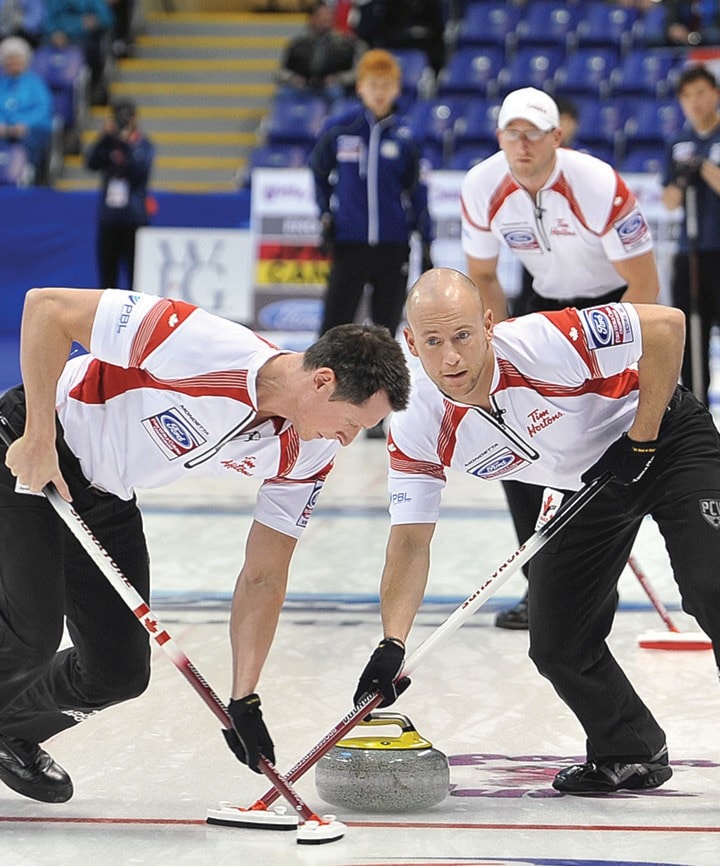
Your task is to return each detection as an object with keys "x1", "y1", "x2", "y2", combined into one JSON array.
[
  {"x1": 665, "y1": 0, "x2": 720, "y2": 46},
  {"x1": 309, "y1": 48, "x2": 433, "y2": 438},
  {"x1": 352, "y1": 0, "x2": 445, "y2": 77},
  {"x1": 0, "y1": 0, "x2": 45, "y2": 47},
  {"x1": 85, "y1": 99, "x2": 155, "y2": 289},
  {"x1": 277, "y1": 0, "x2": 365, "y2": 106},
  {"x1": 44, "y1": 0, "x2": 113, "y2": 104},
  {"x1": 0, "y1": 36, "x2": 52, "y2": 183},
  {"x1": 661, "y1": 64, "x2": 720, "y2": 405}
]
